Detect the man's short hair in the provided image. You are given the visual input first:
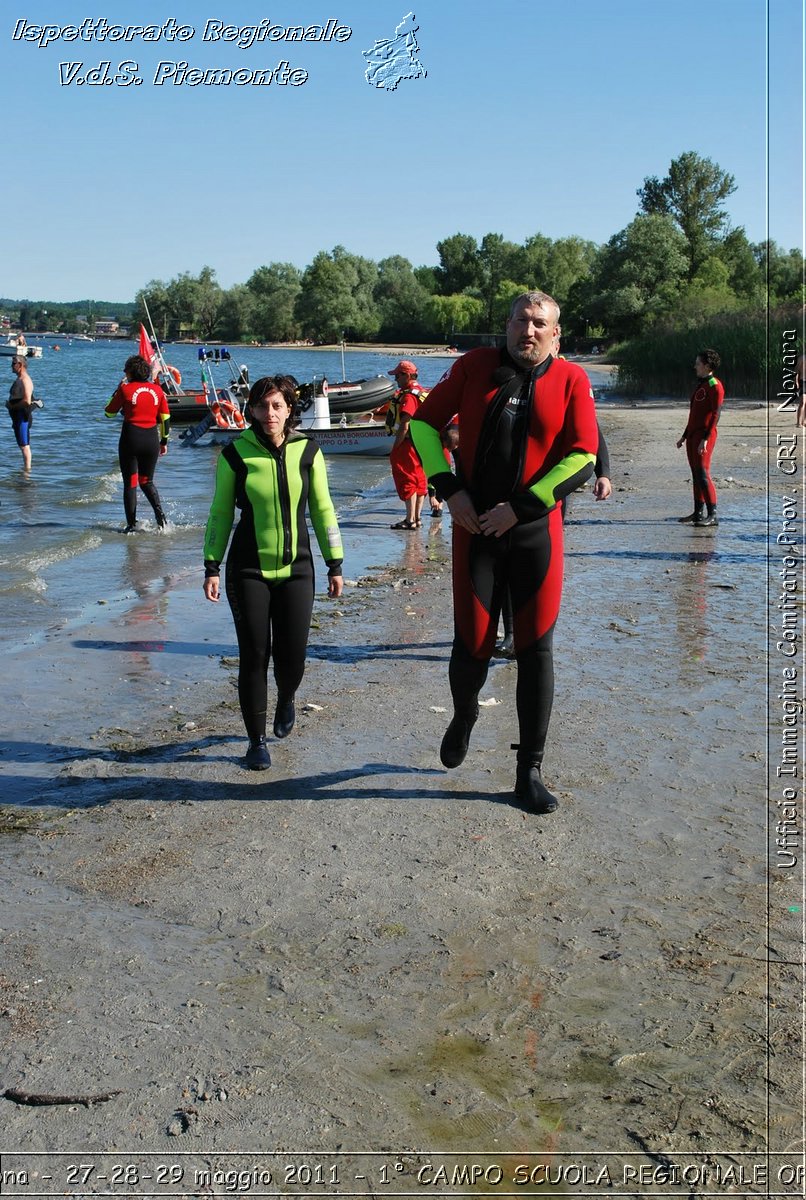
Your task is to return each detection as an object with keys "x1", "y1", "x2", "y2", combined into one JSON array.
[
  {"x1": 508, "y1": 291, "x2": 561, "y2": 323},
  {"x1": 10, "y1": 356, "x2": 25, "y2": 368}
]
